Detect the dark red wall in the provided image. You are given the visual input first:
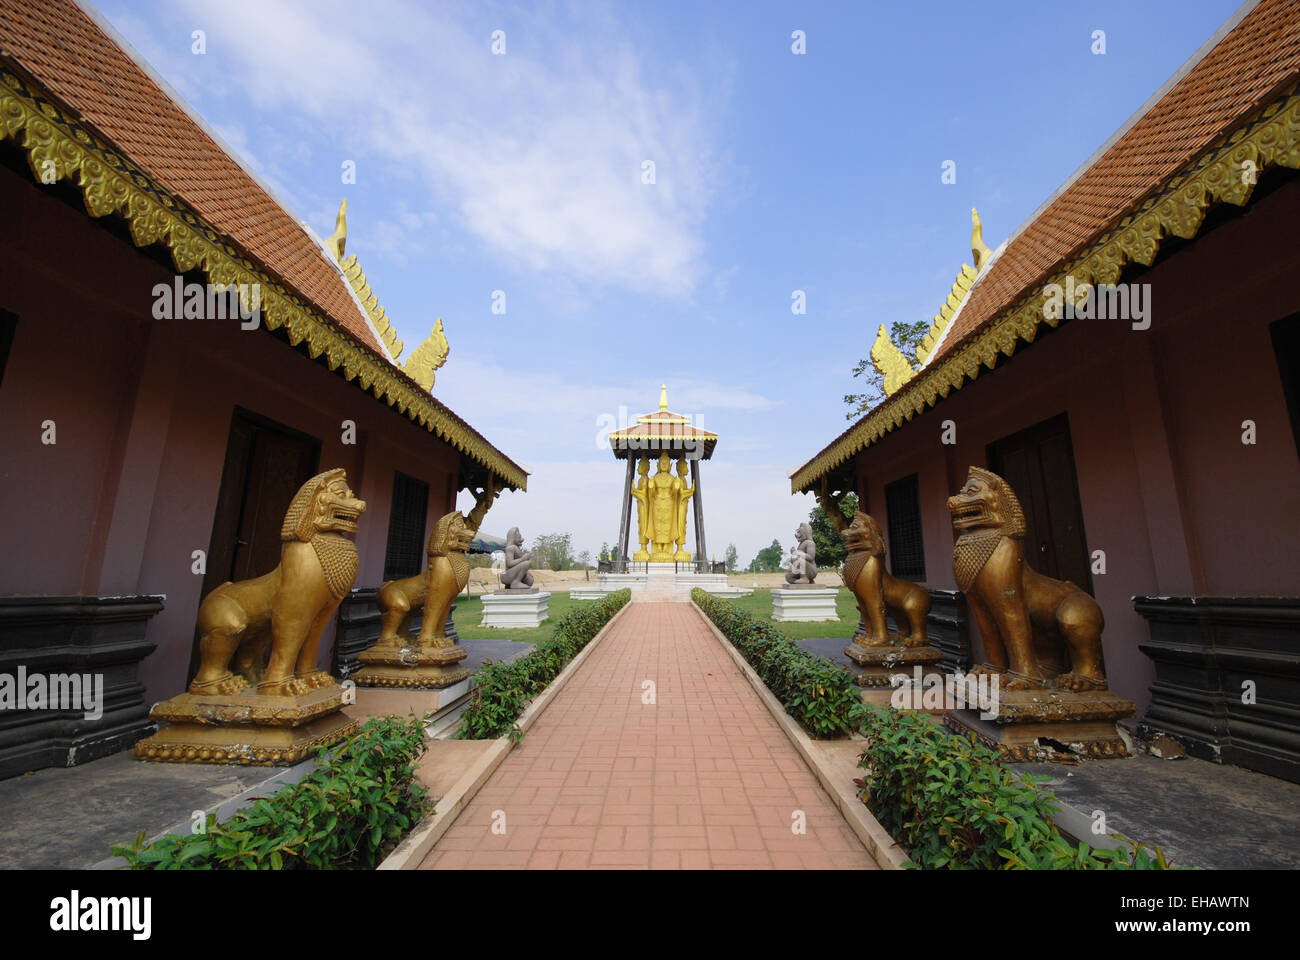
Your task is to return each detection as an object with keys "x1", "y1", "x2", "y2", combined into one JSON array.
[
  {"x1": 849, "y1": 174, "x2": 1300, "y2": 713},
  {"x1": 0, "y1": 161, "x2": 462, "y2": 705}
]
